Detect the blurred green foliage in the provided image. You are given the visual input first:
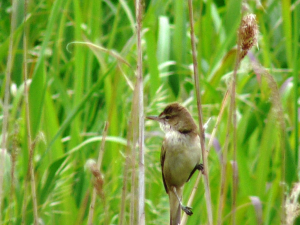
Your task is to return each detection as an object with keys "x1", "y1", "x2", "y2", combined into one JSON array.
[{"x1": 0, "y1": 0, "x2": 299, "y2": 224}]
